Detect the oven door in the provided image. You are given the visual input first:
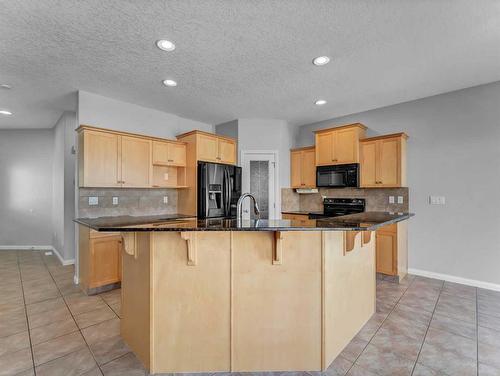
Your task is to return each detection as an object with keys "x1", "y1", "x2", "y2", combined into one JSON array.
[{"x1": 316, "y1": 167, "x2": 347, "y2": 187}]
